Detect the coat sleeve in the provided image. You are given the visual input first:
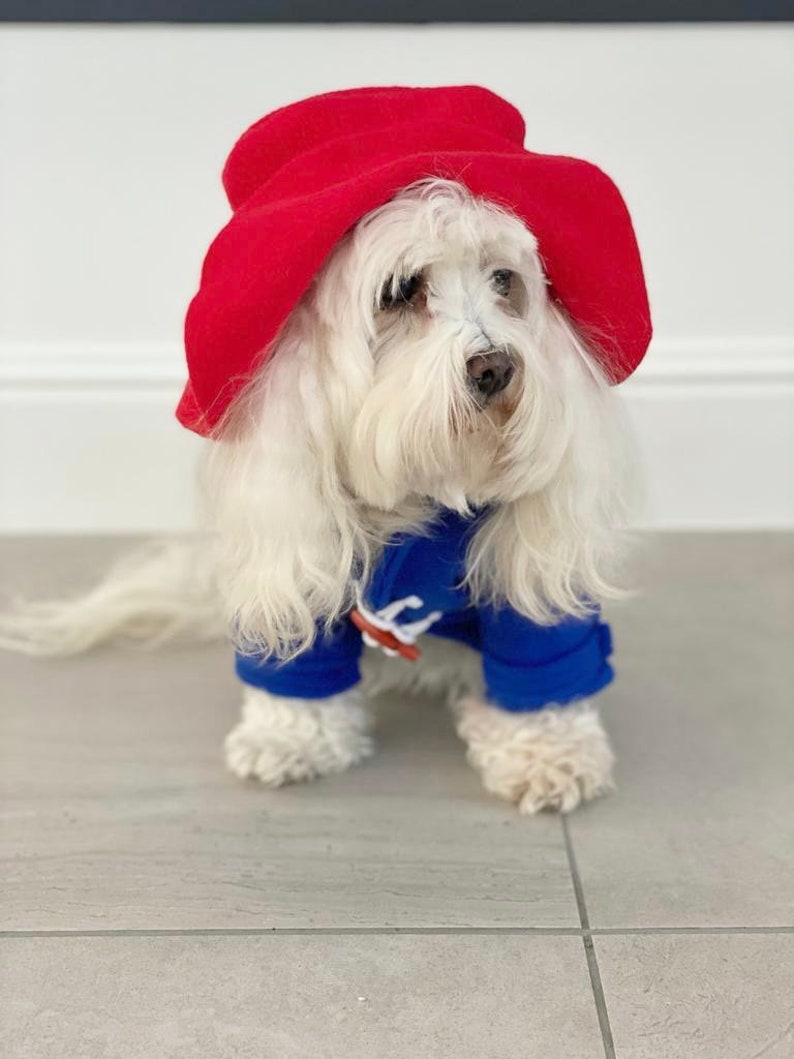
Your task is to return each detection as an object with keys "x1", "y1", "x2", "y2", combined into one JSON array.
[
  {"x1": 234, "y1": 618, "x2": 363, "y2": 700},
  {"x1": 476, "y1": 605, "x2": 614, "y2": 712}
]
